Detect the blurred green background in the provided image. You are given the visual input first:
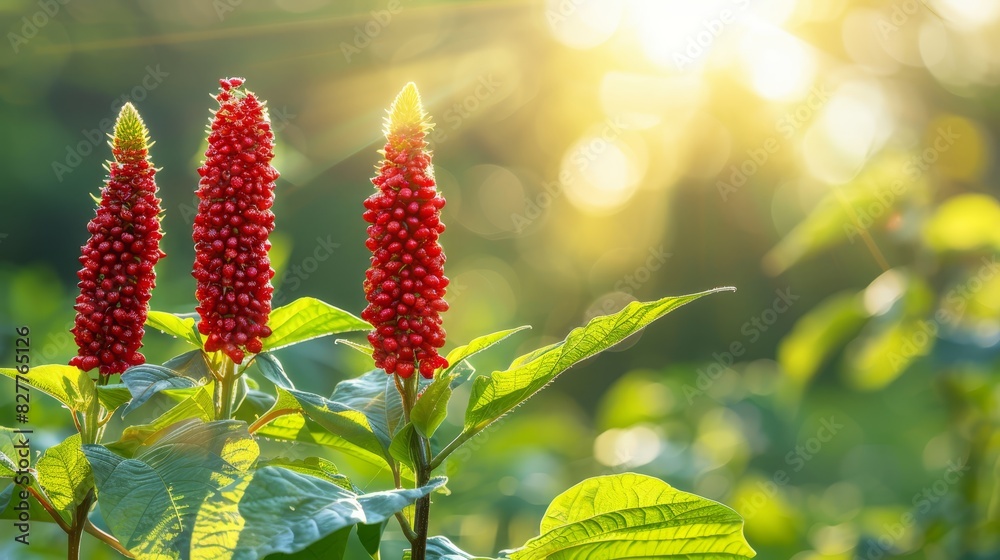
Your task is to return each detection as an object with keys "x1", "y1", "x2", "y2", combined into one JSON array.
[{"x1": 1, "y1": 0, "x2": 999, "y2": 558}]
